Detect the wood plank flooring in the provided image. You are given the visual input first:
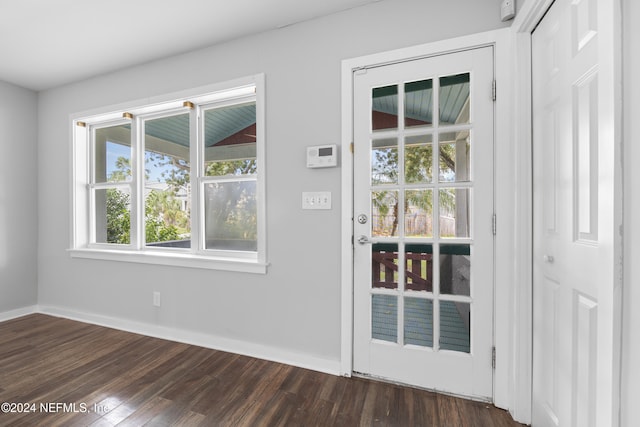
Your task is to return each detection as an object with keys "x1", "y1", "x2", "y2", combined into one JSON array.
[{"x1": 0, "y1": 314, "x2": 525, "y2": 426}]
